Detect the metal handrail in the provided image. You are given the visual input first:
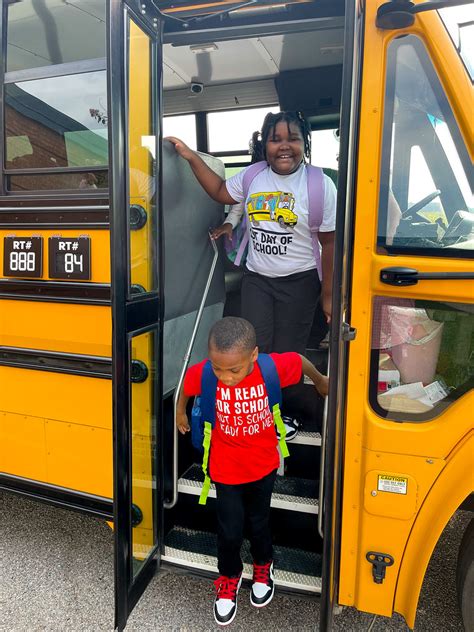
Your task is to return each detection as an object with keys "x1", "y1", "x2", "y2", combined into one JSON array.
[
  {"x1": 318, "y1": 355, "x2": 330, "y2": 538},
  {"x1": 164, "y1": 233, "x2": 219, "y2": 509}
]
